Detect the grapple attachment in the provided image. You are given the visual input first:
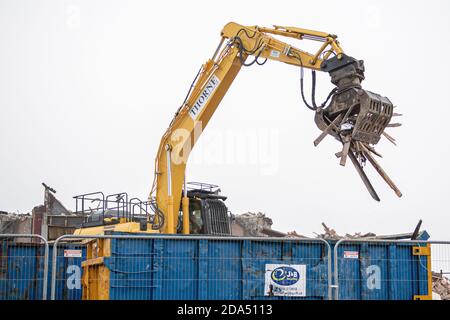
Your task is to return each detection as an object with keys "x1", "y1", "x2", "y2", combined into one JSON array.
[
  {"x1": 352, "y1": 90, "x2": 393, "y2": 145},
  {"x1": 314, "y1": 54, "x2": 401, "y2": 201}
]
